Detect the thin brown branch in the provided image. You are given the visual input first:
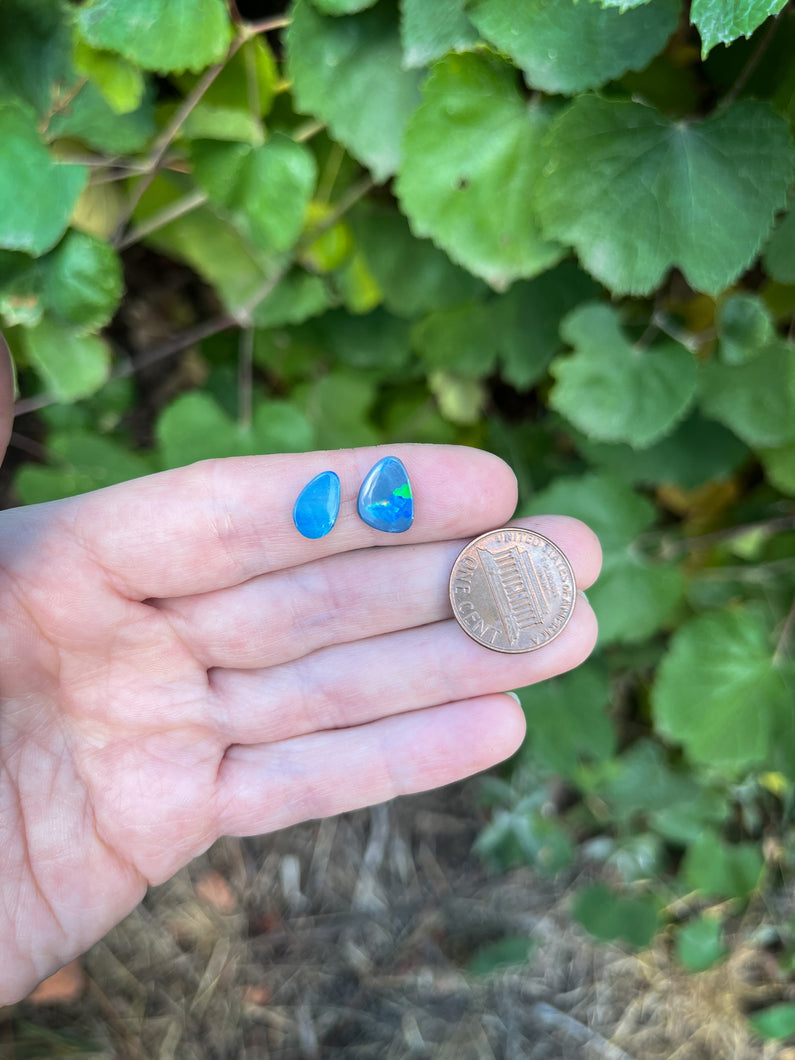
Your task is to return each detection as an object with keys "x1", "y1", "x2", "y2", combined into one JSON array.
[
  {"x1": 718, "y1": 12, "x2": 784, "y2": 111},
  {"x1": 240, "y1": 15, "x2": 291, "y2": 37},
  {"x1": 112, "y1": 36, "x2": 245, "y2": 244},
  {"x1": 773, "y1": 593, "x2": 795, "y2": 666},
  {"x1": 14, "y1": 174, "x2": 376, "y2": 418},
  {"x1": 116, "y1": 189, "x2": 209, "y2": 250},
  {"x1": 655, "y1": 515, "x2": 795, "y2": 558}
]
